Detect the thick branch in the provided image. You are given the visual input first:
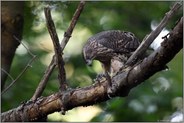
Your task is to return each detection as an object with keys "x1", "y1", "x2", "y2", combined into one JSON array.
[{"x1": 1, "y1": 17, "x2": 182, "y2": 122}]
